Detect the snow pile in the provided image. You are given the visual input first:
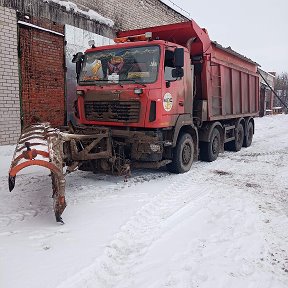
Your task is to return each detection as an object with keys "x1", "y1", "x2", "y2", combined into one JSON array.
[
  {"x1": 0, "y1": 114, "x2": 288, "y2": 288},
  {"x1": 43, "y1": 0, "x2": 114, "y2": 27}
]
